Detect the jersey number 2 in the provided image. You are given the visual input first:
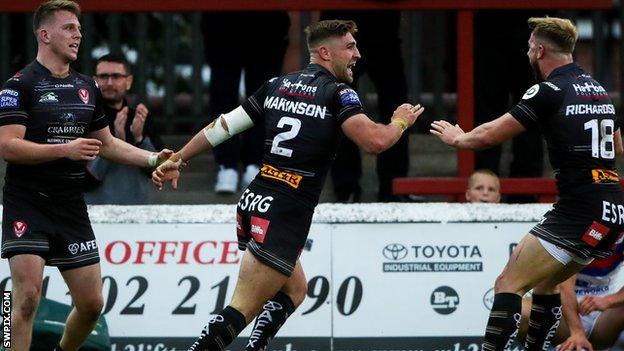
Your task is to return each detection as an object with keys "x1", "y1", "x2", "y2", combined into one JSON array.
[
  {"x1": 271, "y1": 116, "x2": 301, "y2": 157},
  {"x1": 584, "y1": 119, "x2": 614, "y2": 159}
]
